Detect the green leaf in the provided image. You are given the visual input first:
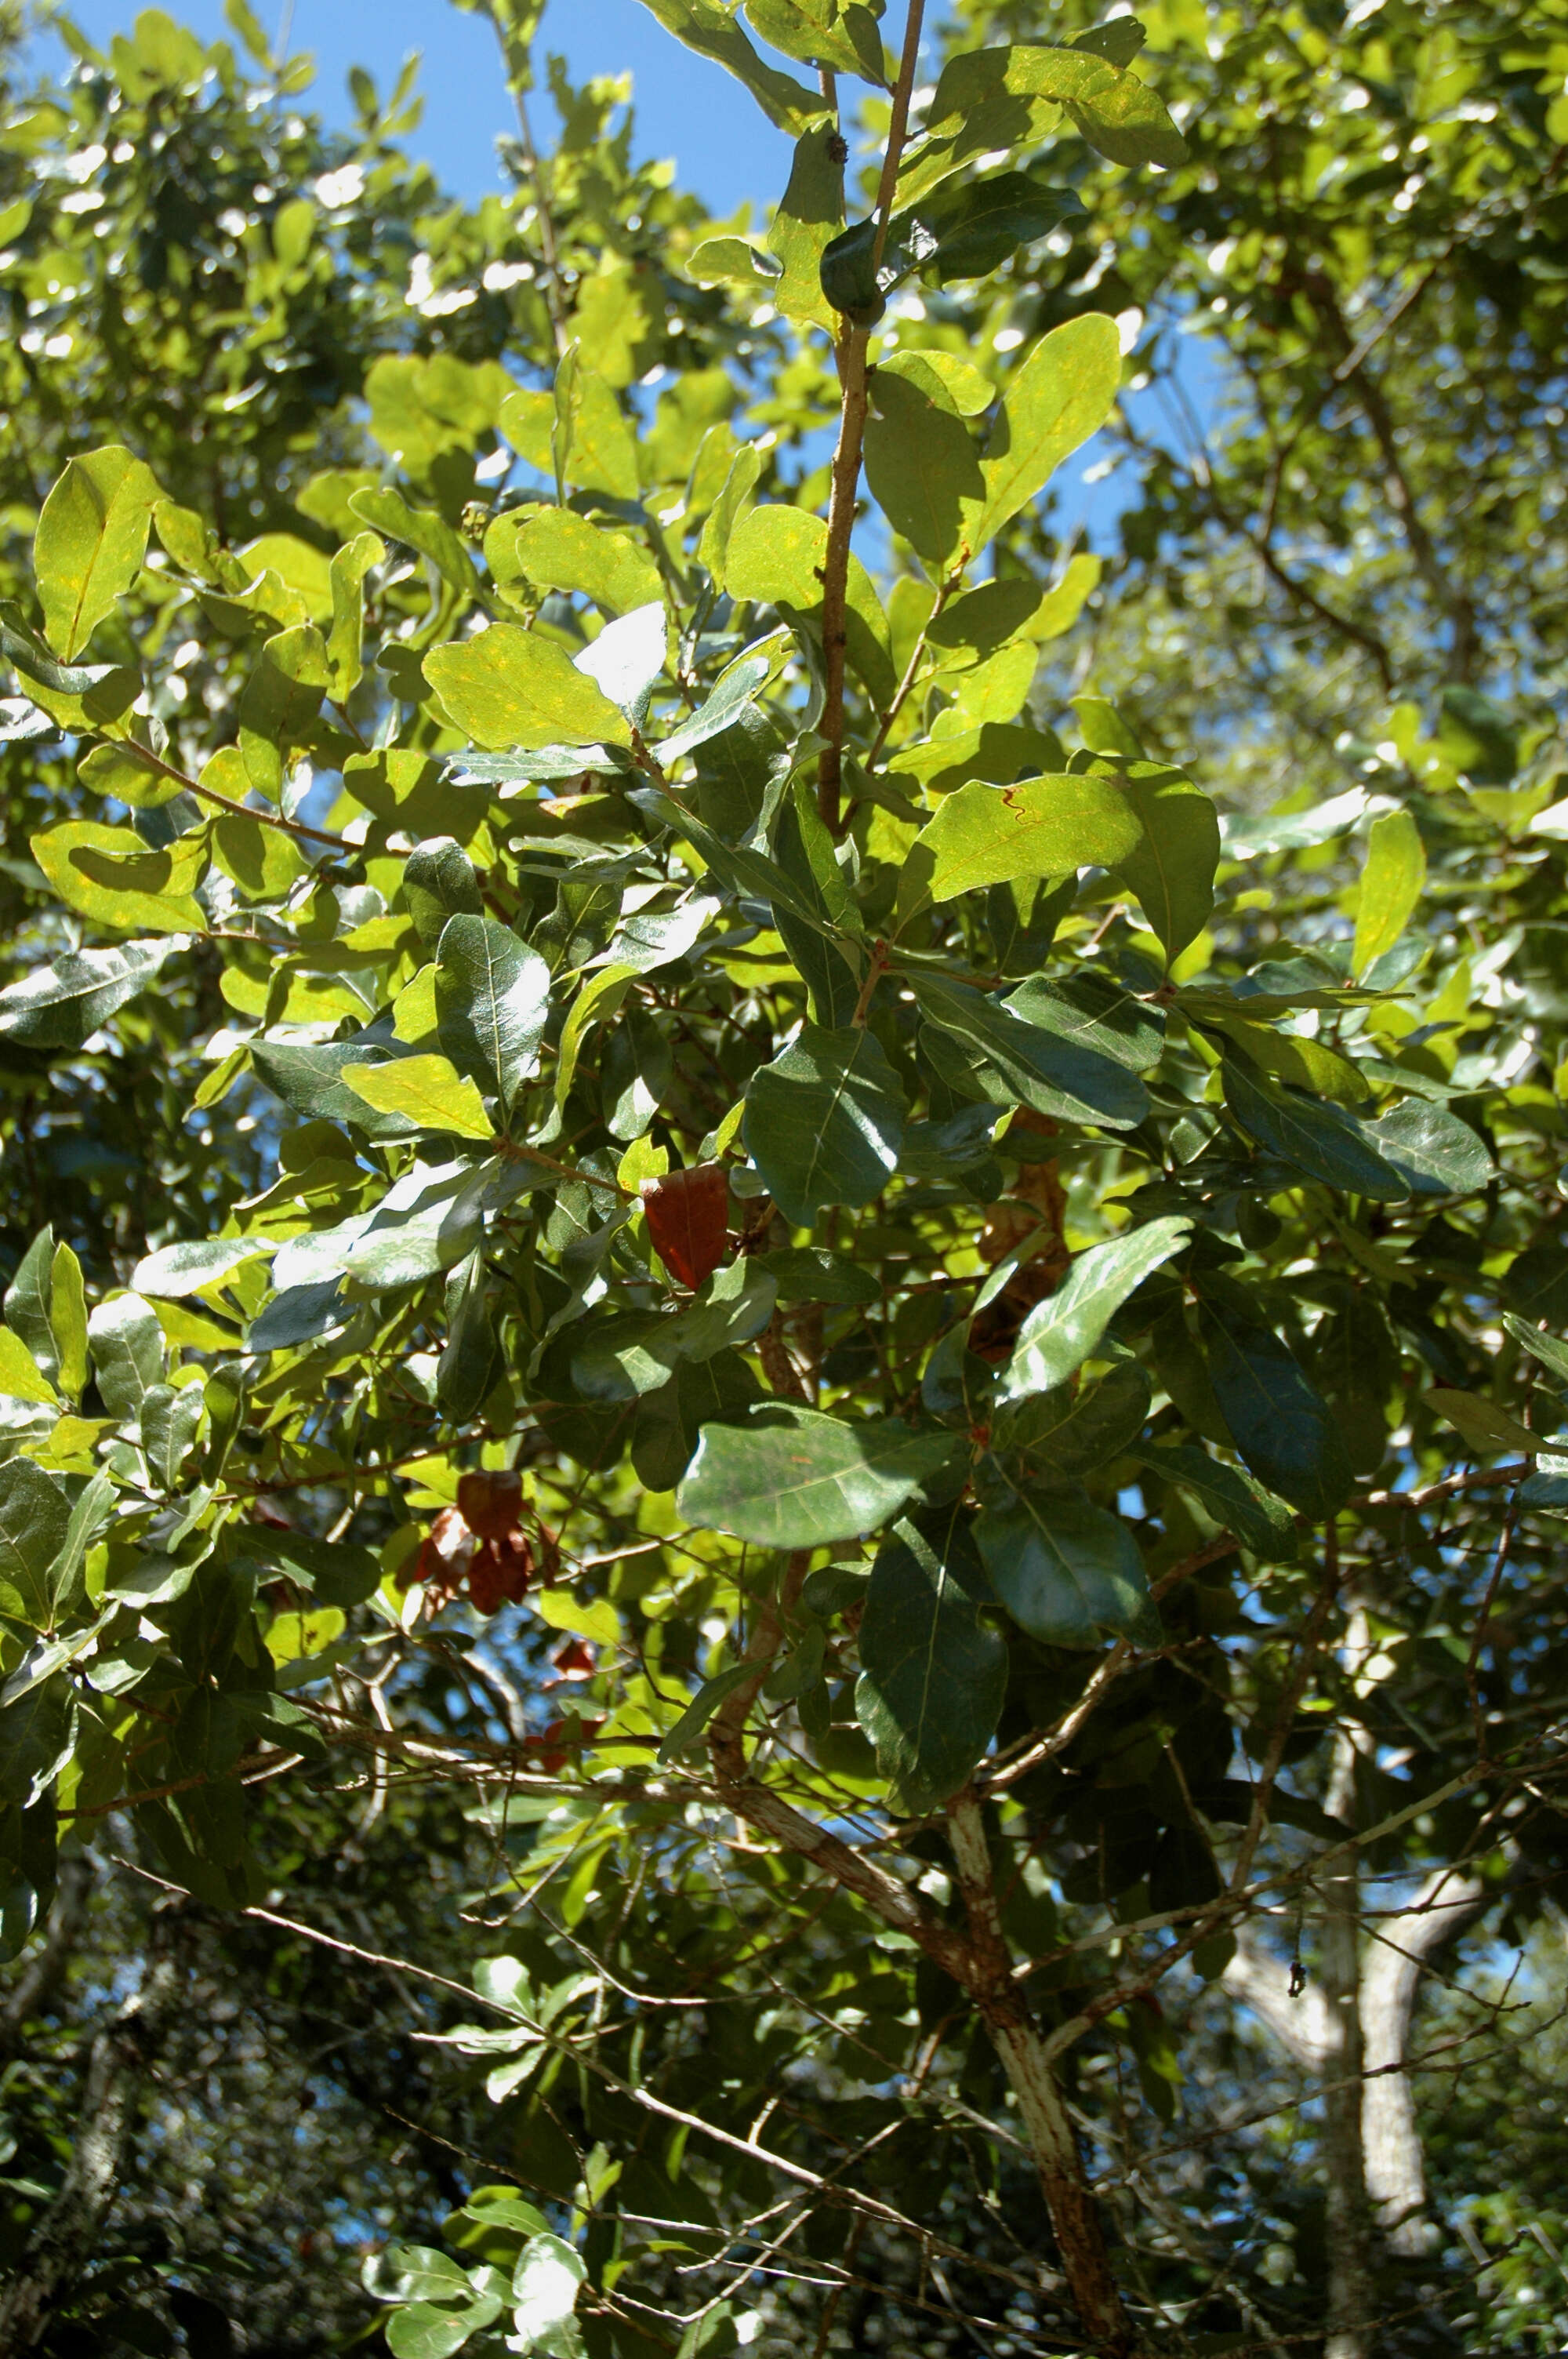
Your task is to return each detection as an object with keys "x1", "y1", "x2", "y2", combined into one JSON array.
[
  {"x1": 486, "y1": 507, "x2": 662, "y2": 616},
  {"x1": 655, "y1": 1660, "x2": 760, "y2": 1763},
  {"x1": 0, "y1": 1459, "x2": 72, "y2": 1627},
  {"x1": 1004, "y1": 972, "x2": 1166, "y2": 1072},
  {"x1": 251, "y1": 1034, "x2": 423, "y2": 1140},
  {"x1": 767, "y1": 125, "x2": 844, "y2": 333},
  {"x1": 1221, "y1": 1057, "x2": 1408, "y2": 1201},
  {"x1": 855, "y1": 1507, "x2": 1006, "y2": 1808},
  {"x1": 997, "y1": 1358, "x2": 1151, "y2": 1477},
  {"x1": 30, "y1": 822, "x2": 205, "y2": 935},
  {"x1": 878, "y1": 348, "x2": 996, "y2": 417},
  {"x1": 914, "y1": 973, "x2": 1149, "y2": 1130},
  {"x1": 385, "y1": 2304, "x2": 488, "y2": 2359},
  {"x1": 86, "y1": 1292, "x2": 165, "y2": 1426},
  {"x1": 1365, "y1": 1099, "x2": 1492, "y2": 1197},
  {"x1": 818, "y1": 217, "x2": 885, "y2": 325},
  {"x1": 677, "y1": 1405, "x2": 958, "y2": 1547},
  {"x1": 48, "y1": 1245, "x2": 88, "y2": 1403},
  {"x1": 725, "y1": 507, "x2": 895, "y2": 710},
  {"x1": 437, "y1": 1251, "x2": 500, "y2": 1422},
  {"x1": 132, "y1": 1237, "x2": 274, "y2": 1298},
  {"x1": 696, "y1": 448, "x2": 762, "y2": 595},
  {"x1": 405, "y1": 838, "x2": 485, "y2": 952},
  {"x1": 630, "y1": 0, "x2": 829, "y2": 132},
  {"x1": 326, "y1": 529, "x2": 383, "y2": 700},
  {"x1": 657, "y1": 654, "x2": 771, "y2": 763},
  {"x1": 246, "y1": 1528, "x2": 383, "y2": 1608},
  {"x1": 341, "y1": 1056, "x2": 494, "y2": 1140},
  {"x1": 974, "y1": 1467, "x2": 1154, "y2": 1648},
  {"x1": 742, "y1": 1023, "x2": 908, "y2": 1228},
  {"x1": 569, "y1": 1263, "x2": 777, "y2": 1401},
  {"x1": 347, "y1": 484, "x2": 480, "y2": 598},
  {"x1": 424, "y1": 624, "x2": 631, "y2": 751},
  {"x1": 742, "y1": 0, "x2": 884, "y2": 81},
  {"x1": 141, "y1": 1381, "x2": 205, "y2": 1492},
  {"x1": 963, "y1": 314, "x2": 1123, "y2": 558},
  {"x1": 902, "y1": 775, "x2": 1145, "y2": 910},
  {"x1": 238, "y1": 624, "x2": 328, "y2": 798},
  {"x1": 0, "y1": 939, "x2": 173, "y2": 1050},
  {"x1": 1107, "y1": 768, "x2": 1220, "y2": 959},
  {"x1": 1000, "y1": 1219, "x2": 1192, "y2": 1401},
  {"x1": 902, "y1": 44, "x2": 1185, "y2": 208},
  {"x1": 35, "y1": 445, "x2": 162, "y2": 660},
  {"x1": 1197, "y1": 1292, "x2": 1352, "y2": 1519},
  {"x1": 1425, "y1": 1389, "x2": 1536, "y2": 1458},
  {"x1": 1062, "y1": 63, "x2": 1189, "y2": 166},
  {"x1": 911, "y1": 171, "x2": 1078, "y2": 285},
  {"x1": 434, "y1": 915, "x2": 551, "y2": 1113},
  {"x1": 1352, "y1": 809, "x2": 1426, "y2": 978},
  {"x1": 1502, "y1": 1314, "x2": 1568, "y2": 1390},
  {"x1": 78, "y1": 739, "x2": 183, "y2": 810},
  {"x1": 686, "y1": 234, "x2": 784, "y2": 293},
  {"x1": 5, "y1": 1234, "x2": 57, "y2": 1385},
  {"x1": 759, "y1": 1248, "x2": 880, "y2": 1305},
  {"x1": 863, "y1": 369, "x2": 984, "y2": 569},
  {"x1": 511, "y1": 2232, "x2": 586, "y2": 2337},
  {"x1": 1132, "y1": 1444, "x2": 1297, "y2": 1562}
]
